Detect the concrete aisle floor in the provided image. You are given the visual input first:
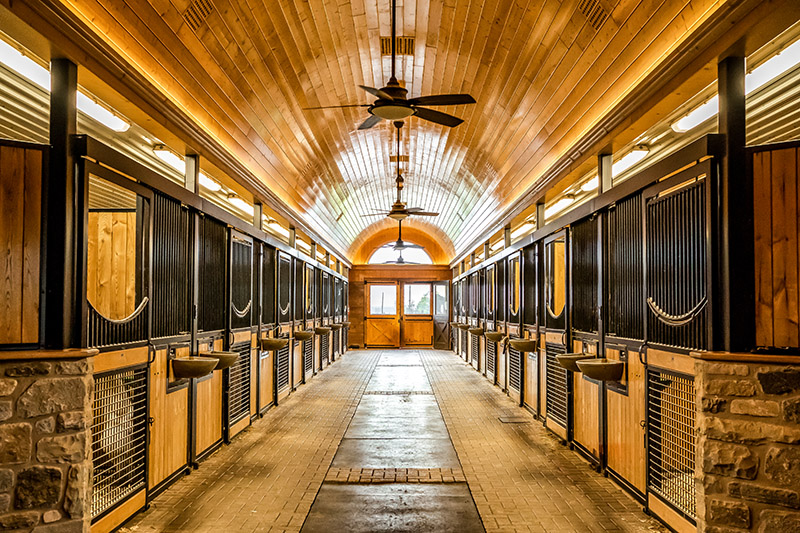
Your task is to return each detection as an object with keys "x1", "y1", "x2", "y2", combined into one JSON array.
[{"x1": 122, "y1": 349, "x2": 665, "y2": 533}]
